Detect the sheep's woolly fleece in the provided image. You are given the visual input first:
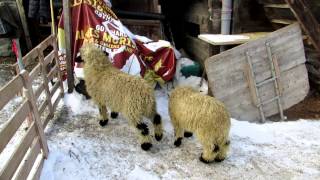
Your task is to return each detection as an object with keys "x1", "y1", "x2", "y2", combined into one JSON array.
[{"x1": 169, "y1": 87, "x2": 230, "y2": 162}]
